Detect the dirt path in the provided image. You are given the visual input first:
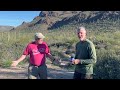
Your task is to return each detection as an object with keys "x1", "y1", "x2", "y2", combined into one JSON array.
[{"x1": 0, "y1": 64, "x2": 74, "y2": 79}]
